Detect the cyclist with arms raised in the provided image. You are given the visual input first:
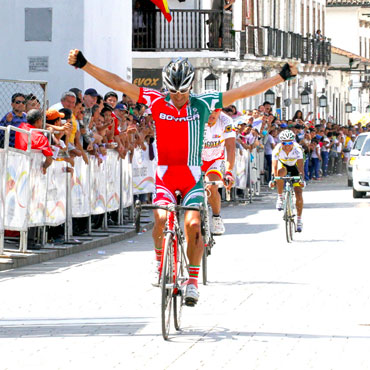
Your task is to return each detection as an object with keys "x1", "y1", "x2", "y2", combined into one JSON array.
[
  {"x1": 270, "y1": 129, "x2": 305, "y2": 232},
  {"x1": 202, "y1": 109, "x2": 235, "y2": 235},
  {"x1": 68, "y1": 49, "x2": 297, "y2": 305}
]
